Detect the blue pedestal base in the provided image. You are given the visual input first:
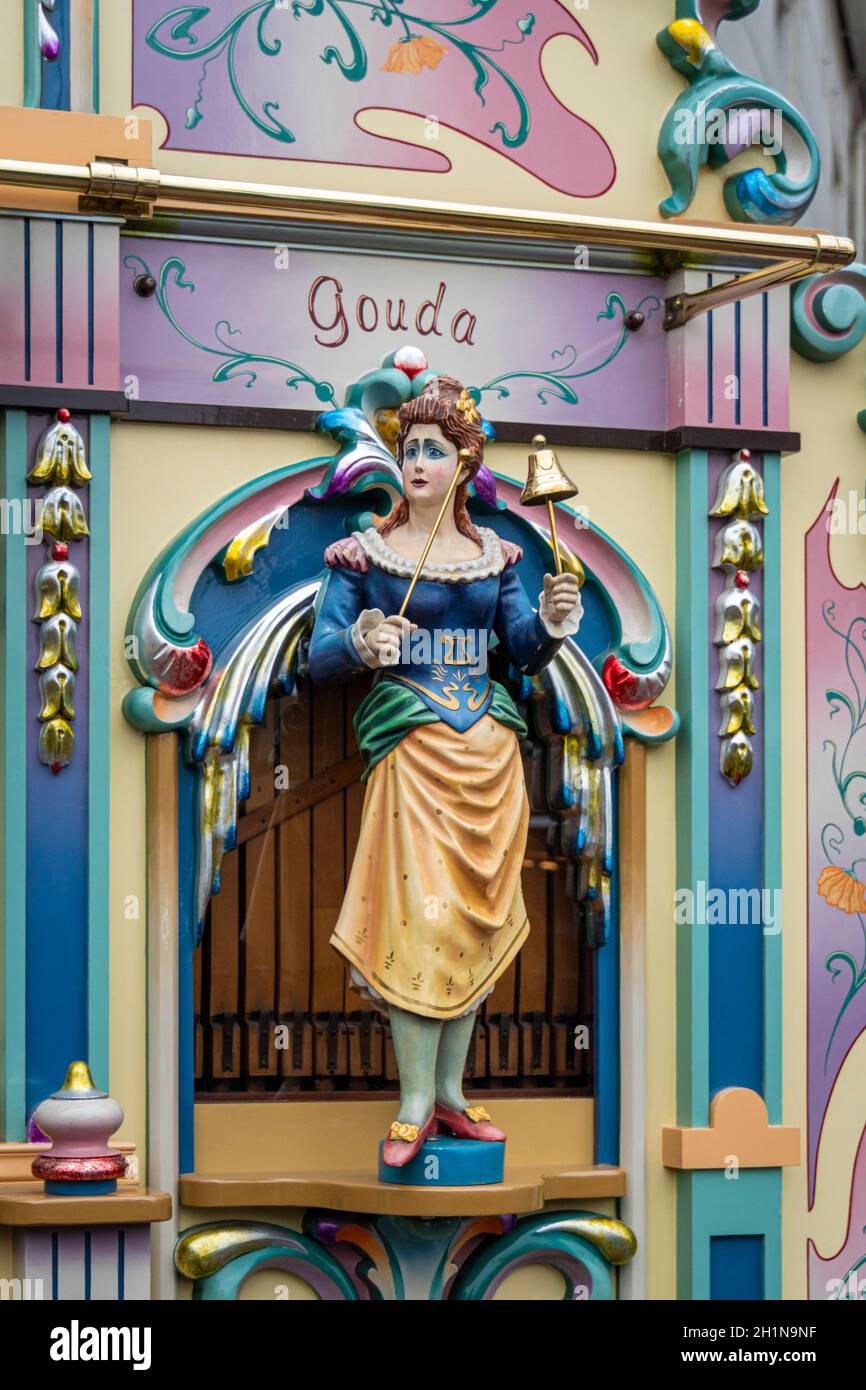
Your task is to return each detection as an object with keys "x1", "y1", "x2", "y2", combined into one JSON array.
[
  {"x1": 378, "y1": 1135, "x2": 505, "y2": 1186},
  {"x1": 45, "y1": 1179, "x2": 118, "y2": 1196}
]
